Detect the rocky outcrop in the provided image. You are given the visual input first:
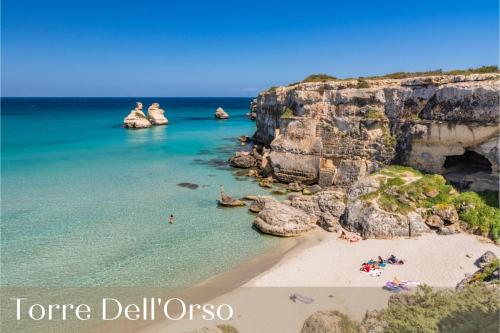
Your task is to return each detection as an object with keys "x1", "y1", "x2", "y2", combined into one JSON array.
[
  {"x1": 341, "y1": 168, "x2": 433, "y2": 239},
  {"x1": 457, "y1": 251, "x2": 499, "y2": 288},
  {"x1": 301, "y1": 310, "x2": 359, "y2": 333},
  {"x1": 247, "y1": 99, "x2": 257, "y2": 120},
  {"x1": 123, "y1": 102, "x2": 152, "y2": 128},
  {"x1": 219, "y1": 193, "x2": 246, "y2": 207},
  {"x1": 228, "y1": 151, "x2": 257, "y2": 168},
  {"x1": 252, "y1": 74, "x2": 500, "y2": 190},
  {"x1": 252, "y1": 196, "x2": 317, "y2": 236},
  {"x1": 475, "y1": 251, "x2": 498, "y2": 269},
  {"x1": 288, "y1": 190, "x2": 346, "y2": 232},
  {"x1": 344, "y1": 199, "x2": 429, "y2": 239},
  {"x1": 147, "y1": 103, "x2": 168, "y2": 125},
  {"x1": 215, "y1": 107, "x2": 229, "y2": 119}
]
